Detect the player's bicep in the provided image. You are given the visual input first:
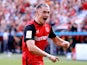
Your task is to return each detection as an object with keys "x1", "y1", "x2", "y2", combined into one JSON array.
[
  {"x1": 24, "y1": 25, "x2": 36, "y2": 42},
  {"x1": 26, "y1": 40, "x2": 35, "y2": 51}
]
